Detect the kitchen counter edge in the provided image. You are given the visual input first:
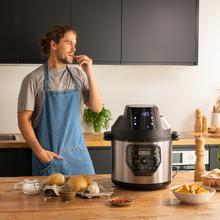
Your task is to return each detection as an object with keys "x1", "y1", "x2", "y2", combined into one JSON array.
[{"x1": 0, "y1": 132, "x2": 220, "y2": 148}]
